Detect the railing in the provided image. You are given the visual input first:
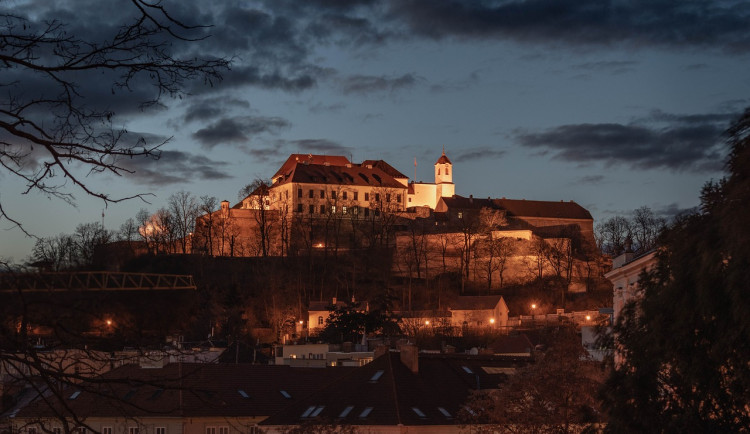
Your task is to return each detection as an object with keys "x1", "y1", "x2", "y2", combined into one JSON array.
[{"x1": 0, "y1": 272, "x2": 196, "y2": 292}]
